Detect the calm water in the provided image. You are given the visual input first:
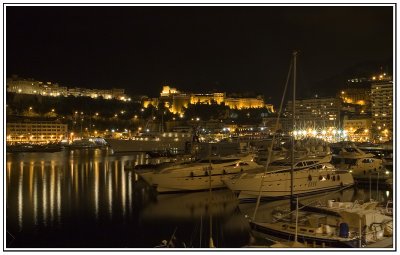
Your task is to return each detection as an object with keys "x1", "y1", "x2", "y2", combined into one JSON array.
[{"x1": 6, "y1": 148, "x2": 392, "y2": 249}]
